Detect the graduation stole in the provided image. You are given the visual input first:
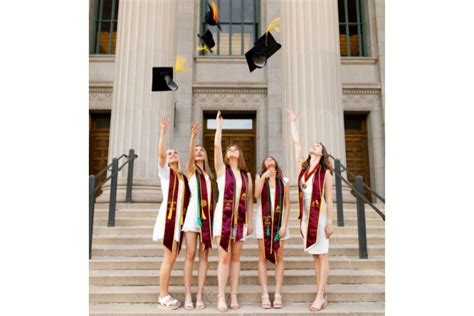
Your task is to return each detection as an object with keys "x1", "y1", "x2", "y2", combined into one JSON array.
[
  {"x1": 163, "y1": 168, "x2": 191, "y2": 253},
  {"x1": 219, "y1": 166, "x2": 248, "y2": 252},
  {"x1": 195, "y1": 167, "x2": 214, "y2": 250},
  {"x1": 298, "y1": 164, "x2": 326, "y2": 249},
  {"x1": 261, "y1": 176, "x2": 284, "y2": 264}
]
